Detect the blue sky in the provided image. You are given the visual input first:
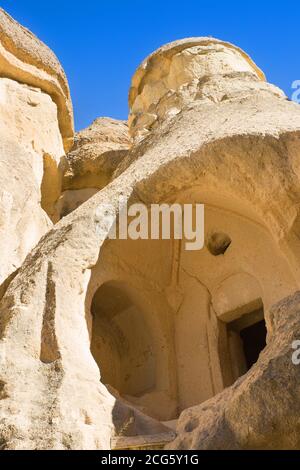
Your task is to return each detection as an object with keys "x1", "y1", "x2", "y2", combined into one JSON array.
[{"x1": 1, "y1": 1, "x2": 299, "y2": 131}]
